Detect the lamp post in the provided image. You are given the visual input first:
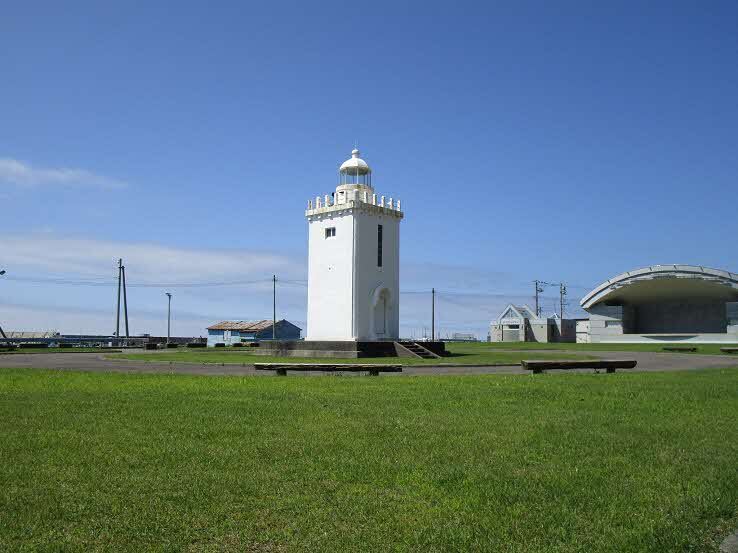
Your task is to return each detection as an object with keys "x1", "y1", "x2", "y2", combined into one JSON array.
[
  {"x1": 165, "y1": 292, "x2": 172, "y2": 344},
  {"x1": 431, "y1": 287, "x2": 435, "y2": 342},
  {"x1": 0, "y1": 270, "x2": 9, "y2": 345}
]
